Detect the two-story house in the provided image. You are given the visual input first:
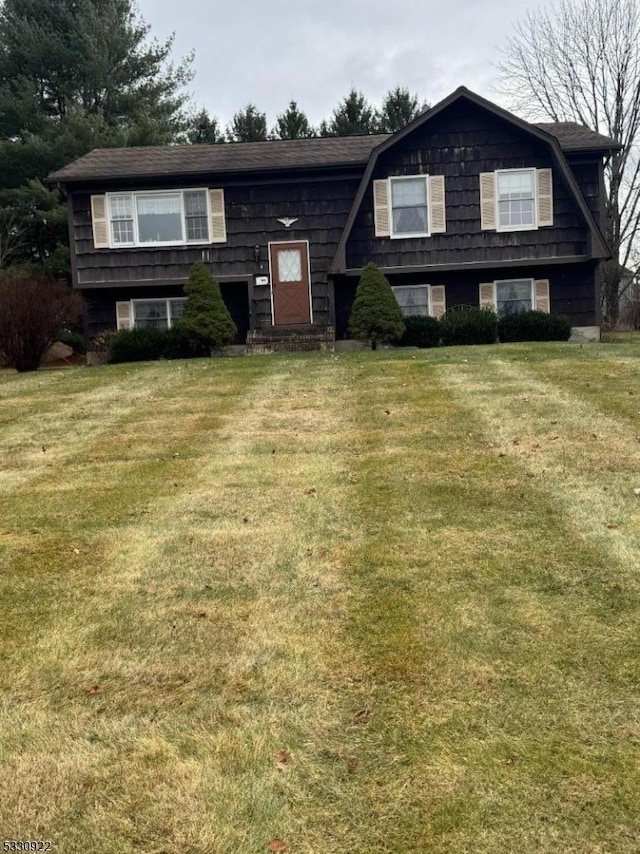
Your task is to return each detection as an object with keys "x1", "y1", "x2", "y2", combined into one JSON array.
[{"x1": 48, "y1": 87, "x2": 620, "y2": 349}]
